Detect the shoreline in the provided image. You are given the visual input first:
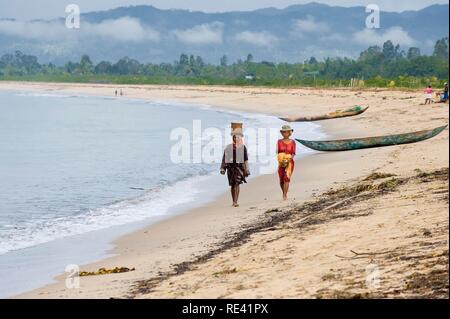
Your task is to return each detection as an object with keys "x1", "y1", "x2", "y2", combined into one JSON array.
[
  {"x1": 0, "y1": 85, "x2": 296, "y2": 298},
  {"x1": 1, "y1": 81, "x2": 447, "y2": 299}
]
